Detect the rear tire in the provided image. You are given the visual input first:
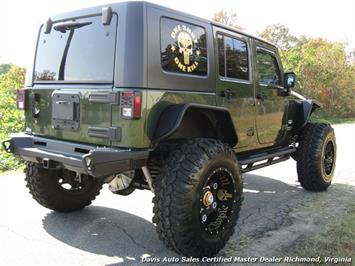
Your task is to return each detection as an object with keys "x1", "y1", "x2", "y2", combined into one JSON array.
[
  {"x1": 296, "y1": 123, "x2": 336, "y2": 191},
  {"x1": 25, "y1": 162, "x2": 102, "y2": 212},
  {"x1": 152, "y1": 138, "x2": 243, "y2": 257}
]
